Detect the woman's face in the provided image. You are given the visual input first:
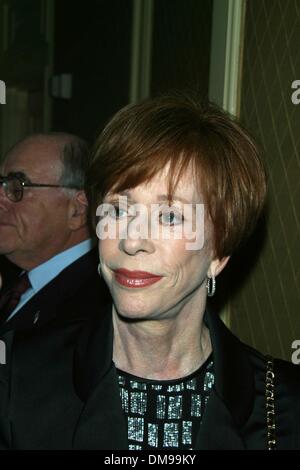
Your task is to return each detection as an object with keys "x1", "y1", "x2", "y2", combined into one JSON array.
[{"x1": 98, "y1": 165, "x2": 221, "y2": 320}]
